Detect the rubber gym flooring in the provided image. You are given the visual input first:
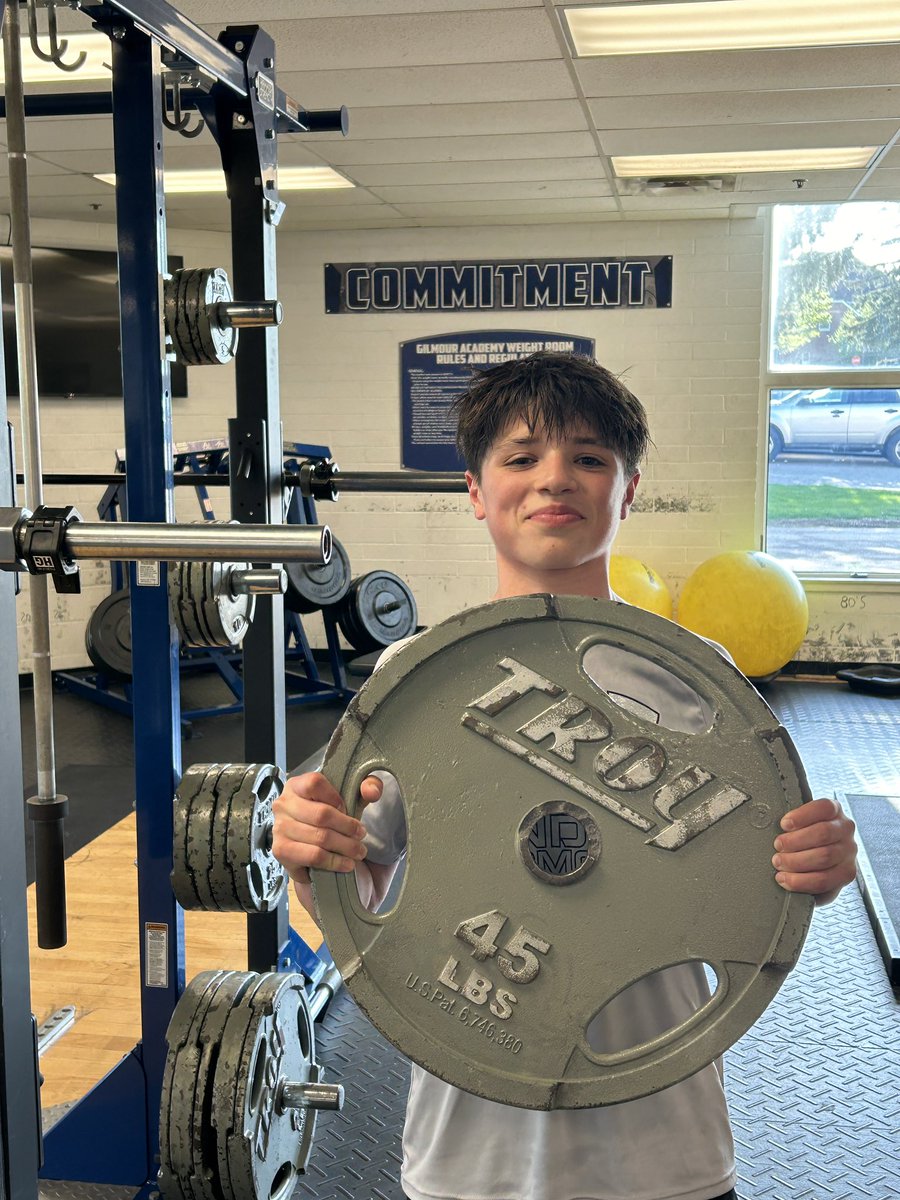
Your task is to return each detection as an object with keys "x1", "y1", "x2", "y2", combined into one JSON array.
[{"x1": 28, "y1": 670, "x2": 900, "y2": 1200}]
